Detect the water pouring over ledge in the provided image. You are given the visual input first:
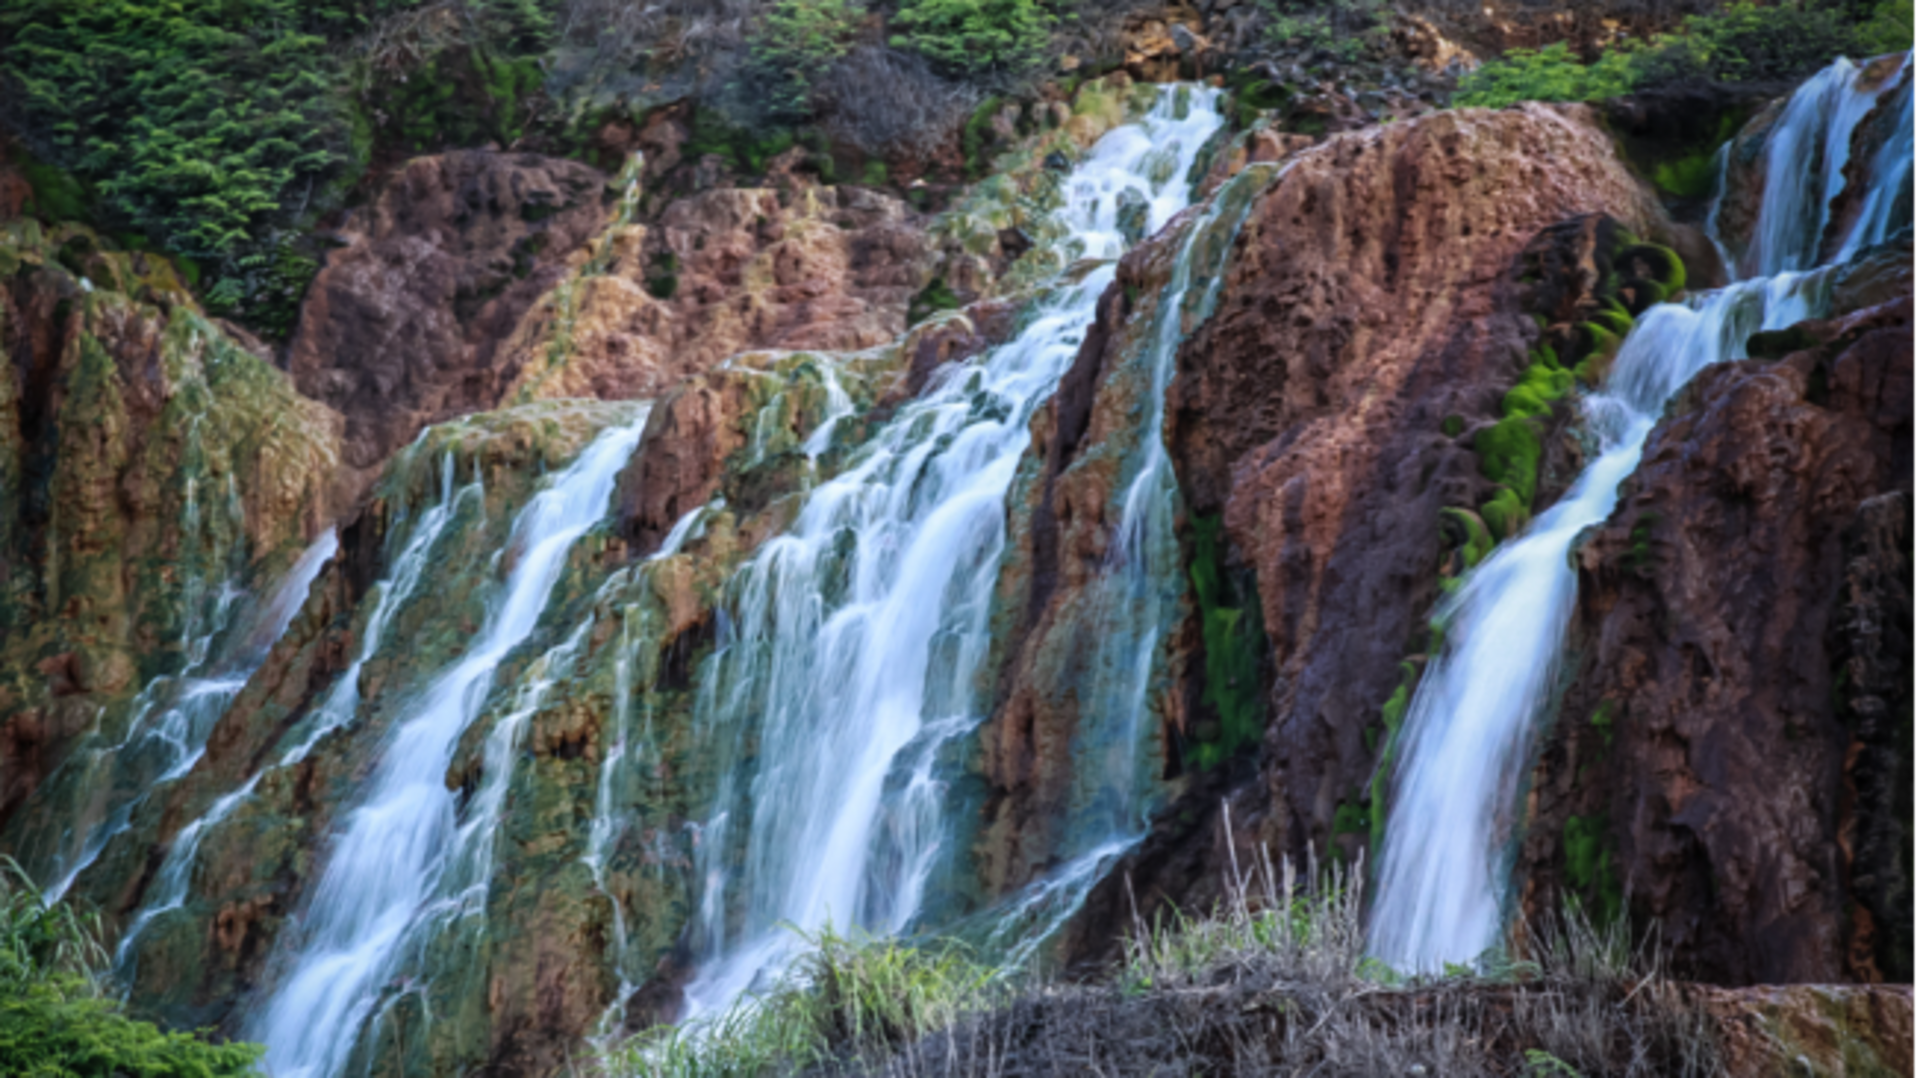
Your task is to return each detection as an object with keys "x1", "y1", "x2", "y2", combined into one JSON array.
[
  {"x1": 678, "y1": 85, "x2": 1229, "y2": 1020},
  {"x1": 1369, "y1": 54, "x2": 1914, "y2": 973},
  {"x1": 247, "y1": 415, "x2": 647, "y2": 1078}
]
